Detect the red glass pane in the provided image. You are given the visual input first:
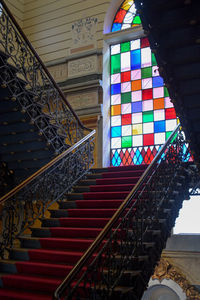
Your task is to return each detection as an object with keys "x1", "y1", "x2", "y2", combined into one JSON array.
[
  {"x1": 122, "y1": 114, "x2": 132, "y2": 125},
  {"x1": 121, "y1": 71, "x2": 131, "y2": 82},
  {"x1": 141, "y1": 37, "x2": 150, "y2": 48},
  {"x1": 114, "y1": 9, "x2": 127, "y2": 23},
  {"x1": 143, "y1": 134, "x2": 154, "y2": 146},
  {"x1": 165, "y1": 108, "x2": 176, "y2": 120},
  {"x1": 142, "y1": 88, "x2": 153, "y2": 100}
]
